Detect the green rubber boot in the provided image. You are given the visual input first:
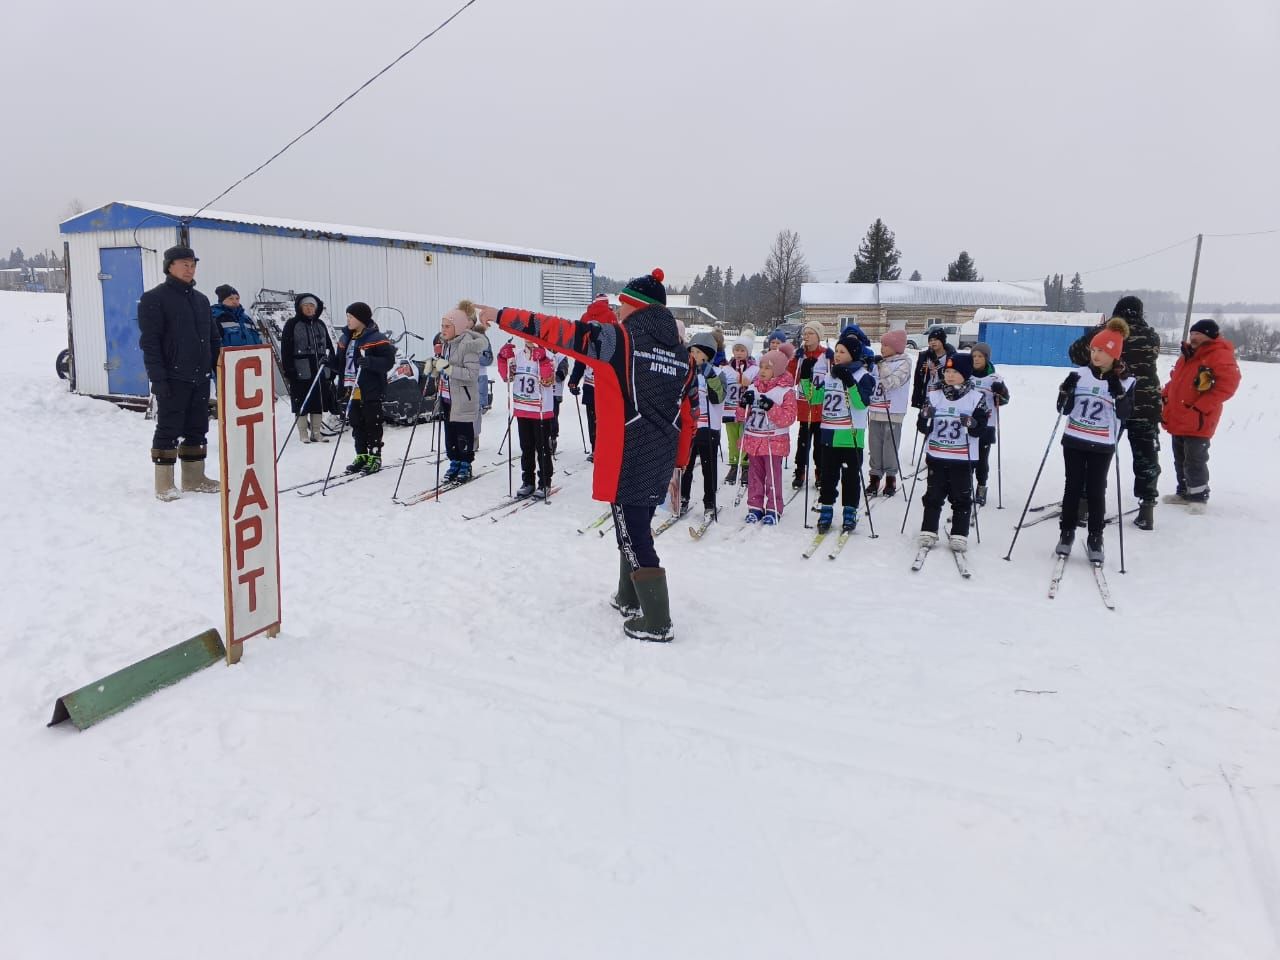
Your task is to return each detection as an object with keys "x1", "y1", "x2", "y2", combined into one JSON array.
[
  {"x1": 610, "y1": 553, "x2": 640, "y2": 618},
  {"x1": 623, "y1": 566, "x2": 674, "y2": 643}
]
